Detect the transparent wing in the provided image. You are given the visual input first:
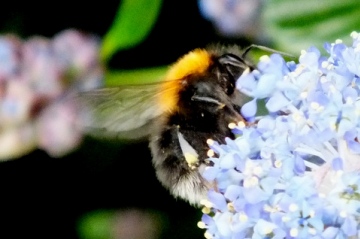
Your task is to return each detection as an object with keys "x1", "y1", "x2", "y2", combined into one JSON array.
[{"x1": 76, "y1": 83, "x2": 164, "y2": 140}]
